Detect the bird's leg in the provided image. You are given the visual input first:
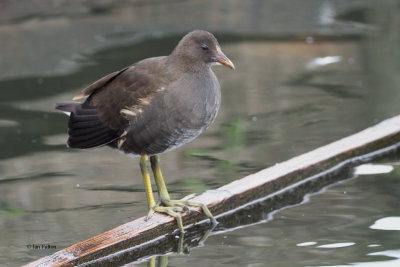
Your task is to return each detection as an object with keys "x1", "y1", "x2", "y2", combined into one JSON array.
[
  {"x1": 139, "y1": 155, "x2": 157, "y2": 219},
  {"x1": 145, "y1": 154, "x2": 184, "y2": 231},
  {"x1": 150, "y1": 155, "x2": 217, "y2": 231},
  {"x1": 140, "y1": 155, "x2": 183, "y2": 229},
  {"x1": 149, "y1": 154, "x2": 171, "y2": 201}
]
